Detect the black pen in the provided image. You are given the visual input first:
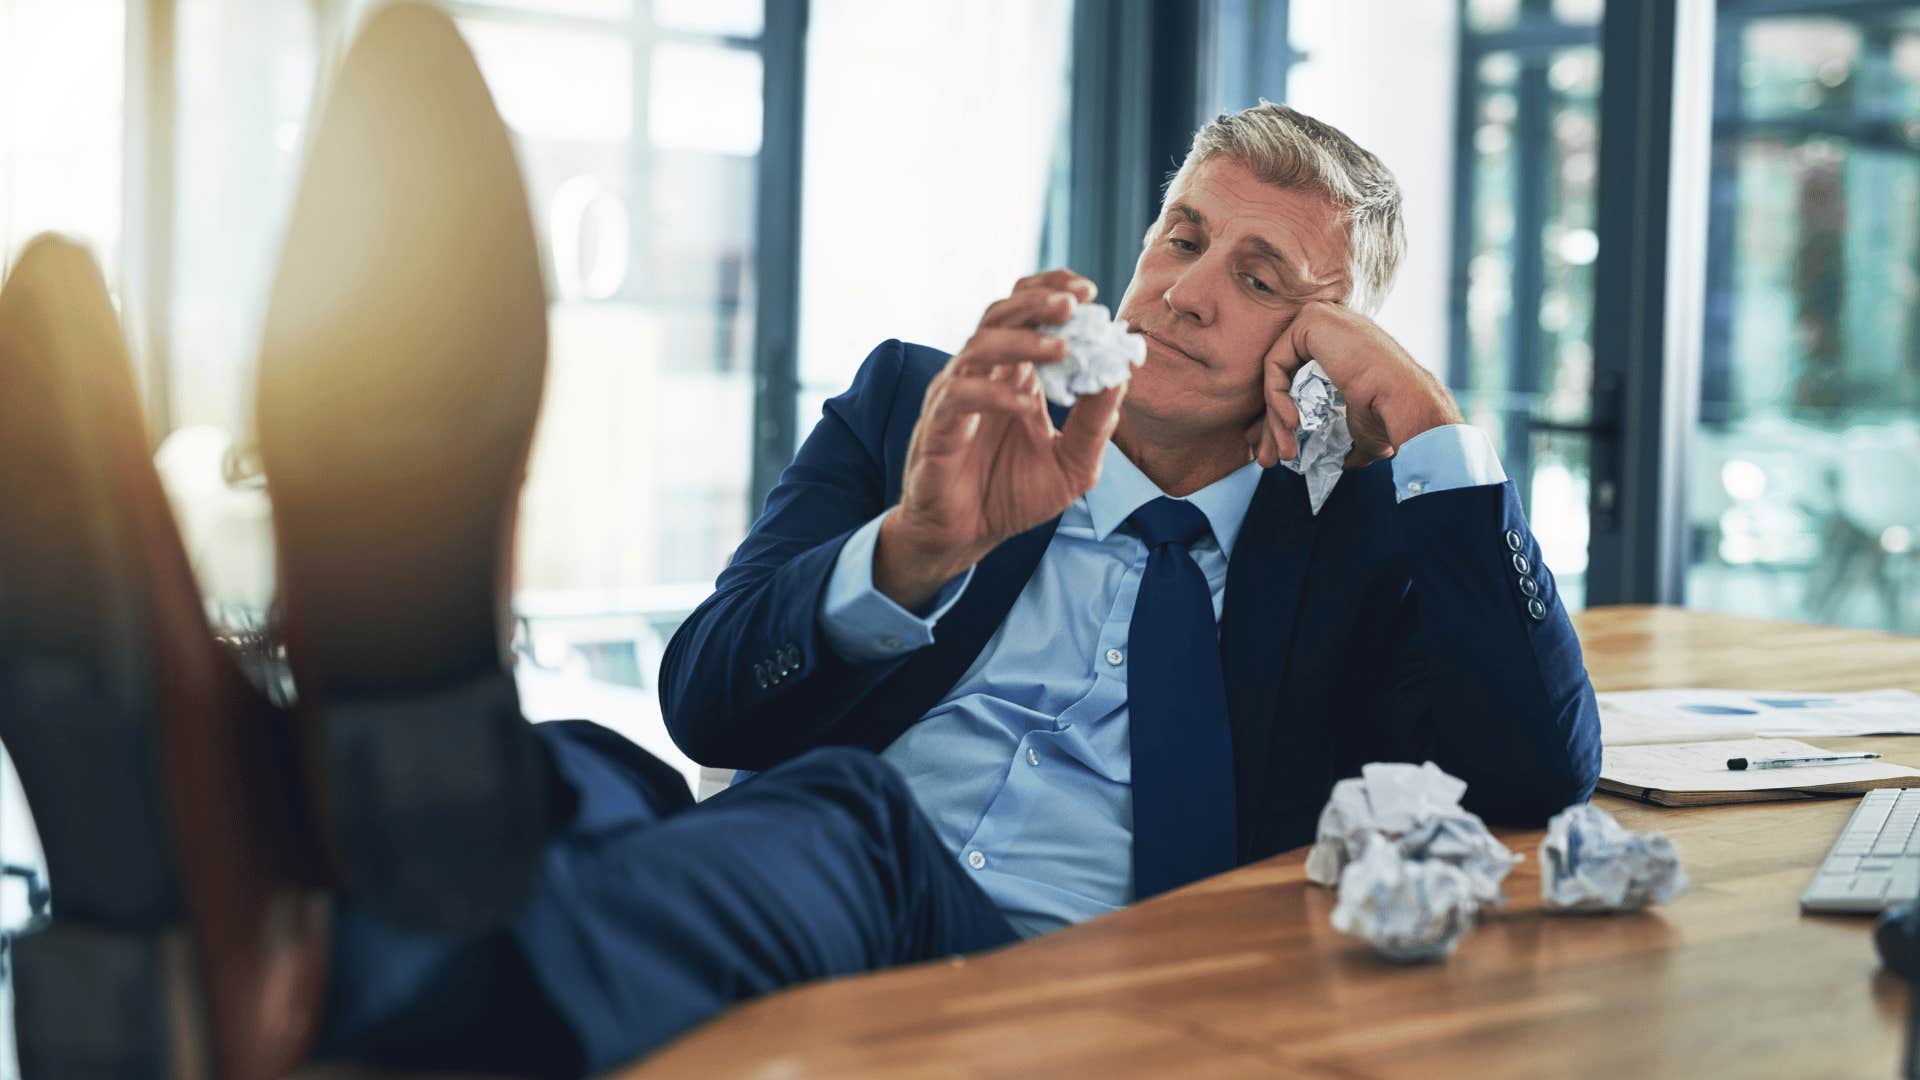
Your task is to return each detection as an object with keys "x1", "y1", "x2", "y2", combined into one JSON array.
[{"x1": 1726, "y1": 751, "x2": 1882, "y2": 771}]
